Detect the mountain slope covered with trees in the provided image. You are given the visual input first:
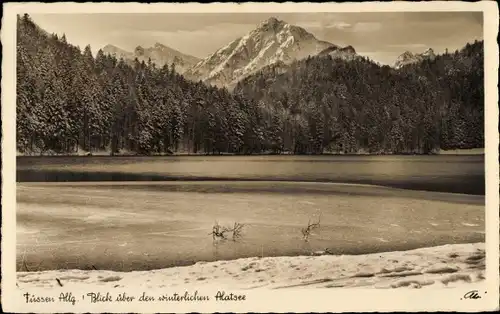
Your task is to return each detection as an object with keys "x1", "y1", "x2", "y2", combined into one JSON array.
[
  {"x1": 235, "y1": 40, "x2": 484, "y2": 154},
  {"x1": 16, "y1": 15, "x2": 484, "y2": 155},
  {"x1": 17, "y1": 14, "x2": 257, "y2": 155}
]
